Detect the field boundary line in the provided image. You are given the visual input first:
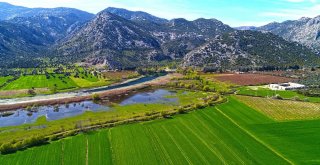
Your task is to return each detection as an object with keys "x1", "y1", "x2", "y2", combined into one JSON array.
[
  {"x1": 215, "y1": 106, "x2": 294, "y2": 164},
  {"x1": 173, "y1": 125, "x2": 210, "y2": 164},
  {"x1": 86, "y1": 137, "x2": 89, "y2": 165},
  {"x1": 191, "y1": 113, "x2": 245, "y2": 164},
  {"x1": 145, "y1": 126, "x2": 174, "y2": 165},
  {"x1": 61, "y1": 141, "x2": 65, "y2": 165},
  {"x1": 161, "y1": 125, "x2": 193, "y2": 165},
  {"x1": 108, "y1": 129, "x2": 116, "y2": 165},
  {"x1": 178, "y1": 118, "x2": 227, "y2": 164}
]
